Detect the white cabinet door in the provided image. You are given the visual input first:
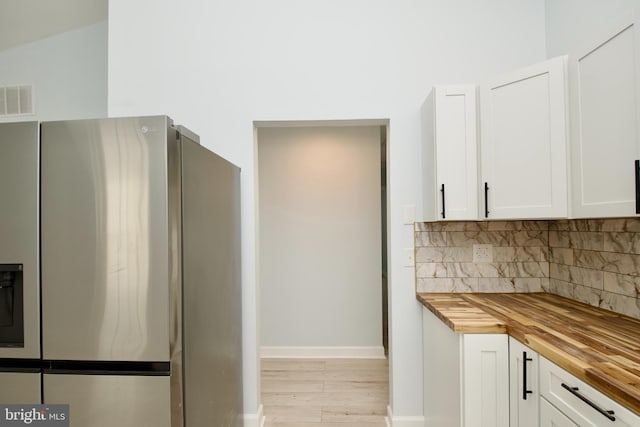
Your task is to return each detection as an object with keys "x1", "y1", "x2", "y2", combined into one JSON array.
[
  {"x1": 540, "y1": 397, "x2": 578, "y2": 427},
  {"x1": 509, "y1": 337, "x2": 539, "y2": 427},
  {"x1": 462, "y1": 334, "x2": 509, "y2": 427},
  {"x1": 422, "y1": 307, "x2": 509, "y2": 427},
  {"x1": 421, "y1": 85, "x2": 478, "y2": 221},
  {"x1": 423, "y1": 307, "x2": 463, "y2": 427},
  {"x1": 570, "y1": 10, "x2": 640, "y2": 218},
  {"x1": 480, "y1": 56, "x2": 568, "y2": 219}
]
